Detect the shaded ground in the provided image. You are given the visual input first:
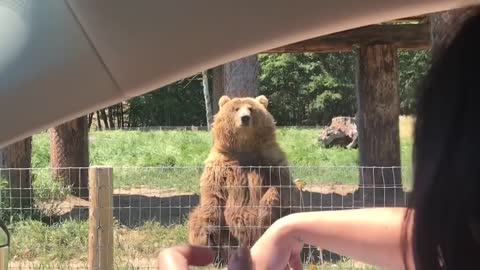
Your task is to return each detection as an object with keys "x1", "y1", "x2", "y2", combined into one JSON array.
[
  {"x1": 36, "y1": 187, "x2": 198, "y2": 227},
  {"x1": 36, "y1": 184, "x2": 409, "y2": 227}
]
